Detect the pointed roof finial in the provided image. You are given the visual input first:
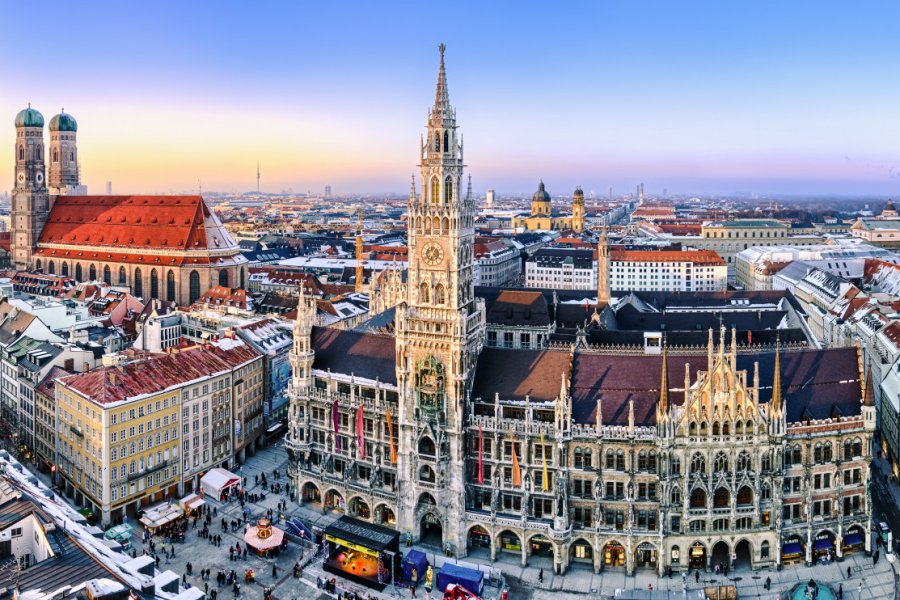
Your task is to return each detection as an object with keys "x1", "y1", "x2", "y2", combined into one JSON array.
[
  {"x1": 772, "y1": 335, "x2": 782, "y2": 412},
  {"x1": 659, "y1": 337, "x2": 669, "y2": 414},
  {"x1": 434, "y1": 43, "x2": 449, "y2": 111},
  {"x1": 863, "y1": 364, "x2": 875, "y2": 407}
]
